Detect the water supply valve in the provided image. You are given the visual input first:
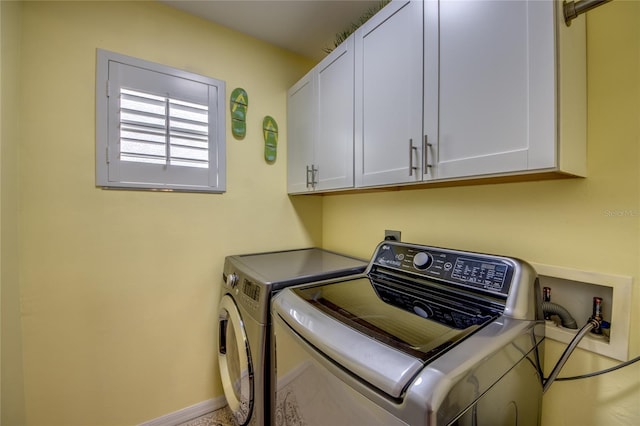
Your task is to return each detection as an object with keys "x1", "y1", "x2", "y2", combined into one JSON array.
[{"x1": 589, "y1": 296, "x2": 603, "y2": 334}]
